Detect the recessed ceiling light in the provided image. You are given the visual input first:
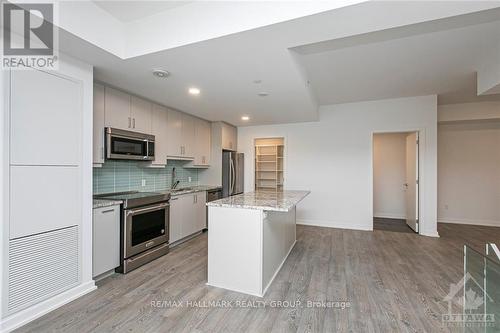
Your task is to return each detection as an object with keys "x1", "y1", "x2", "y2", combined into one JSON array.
[
  {"x1": 258, "y1": 92, "x2": 269, "y2": 97},
  {"x1": 152, "y1": 69, "x2": 170, "y2": 78},
  {"x1": 188, "y1": 87, "x2": 200, "y2": 95},
  {"x1": 241, "y1": 116, "x2": 250, "y2": 121}
]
